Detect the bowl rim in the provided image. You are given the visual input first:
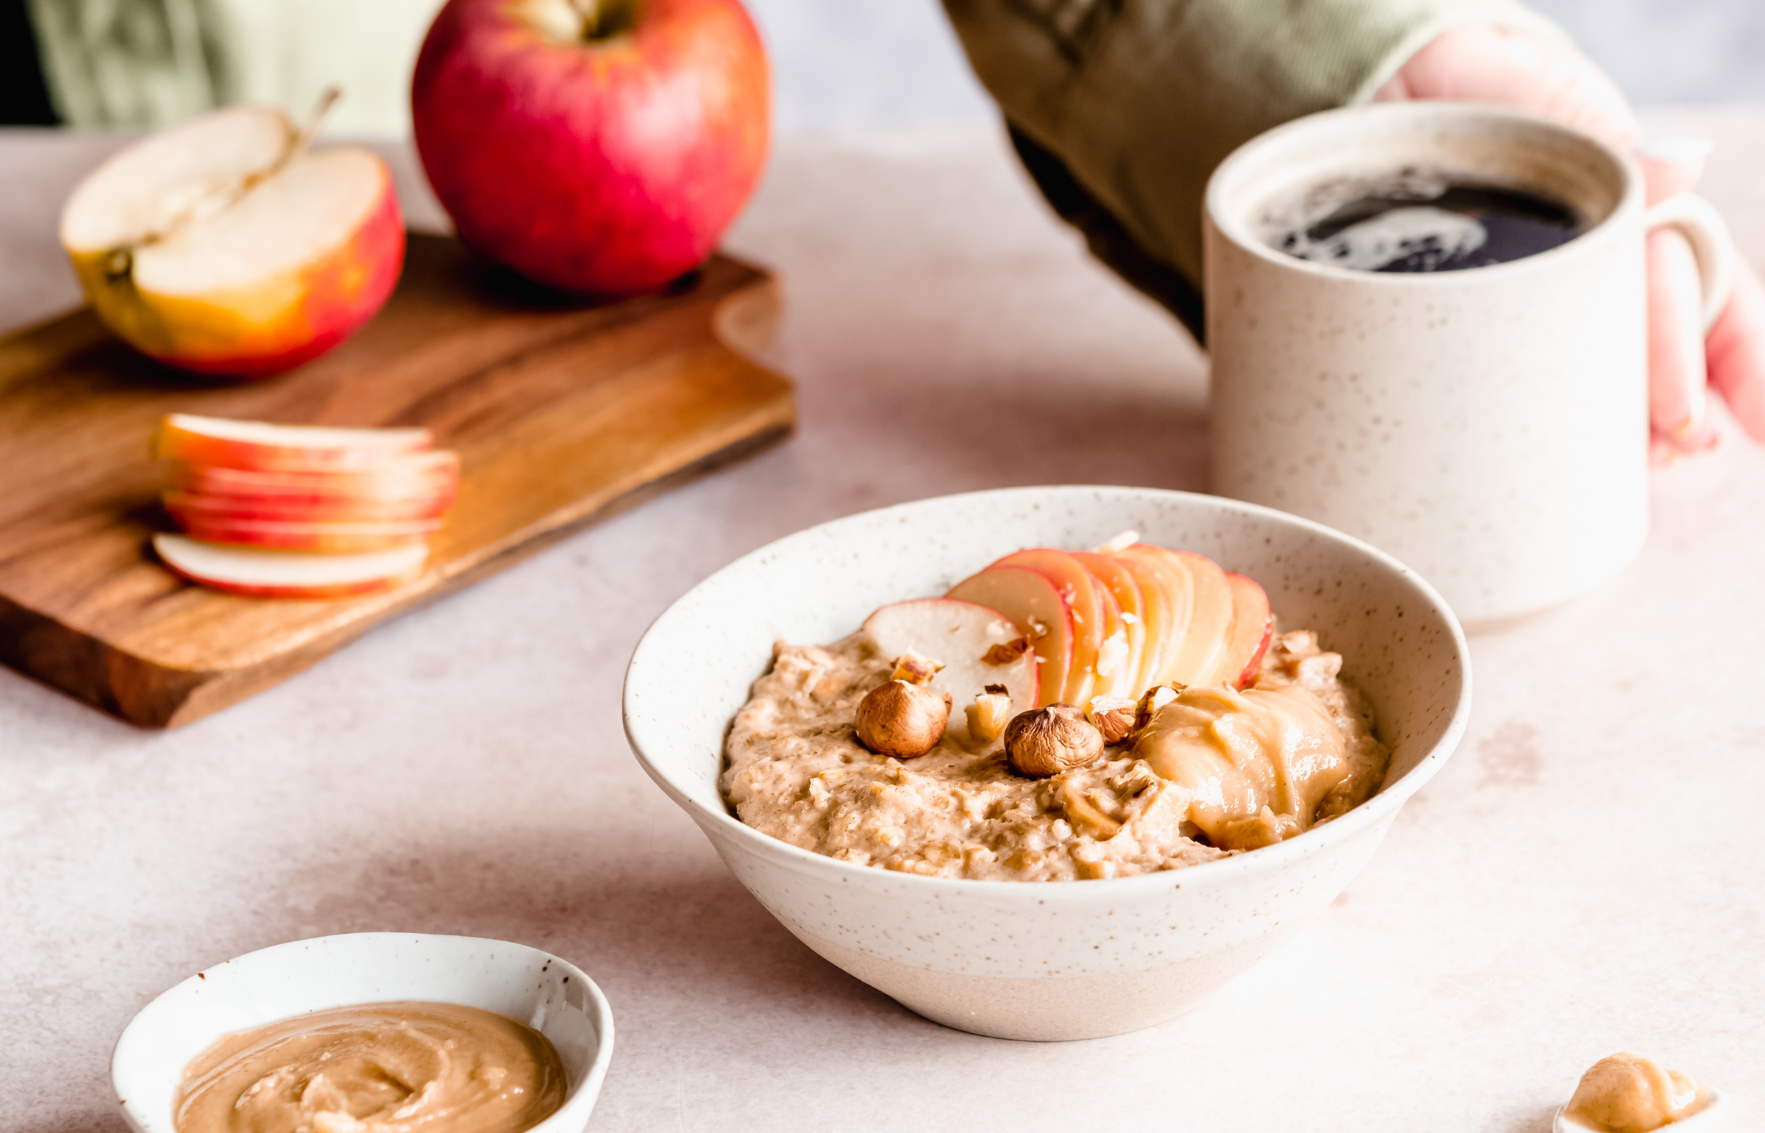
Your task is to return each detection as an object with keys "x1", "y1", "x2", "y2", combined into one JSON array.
[
  {"x1": 623, "y1": 485, "x2": 1472, "y2": 897},
  {"x1": 109, "y1": 931, "x2": 615, "y2": 1133}
]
